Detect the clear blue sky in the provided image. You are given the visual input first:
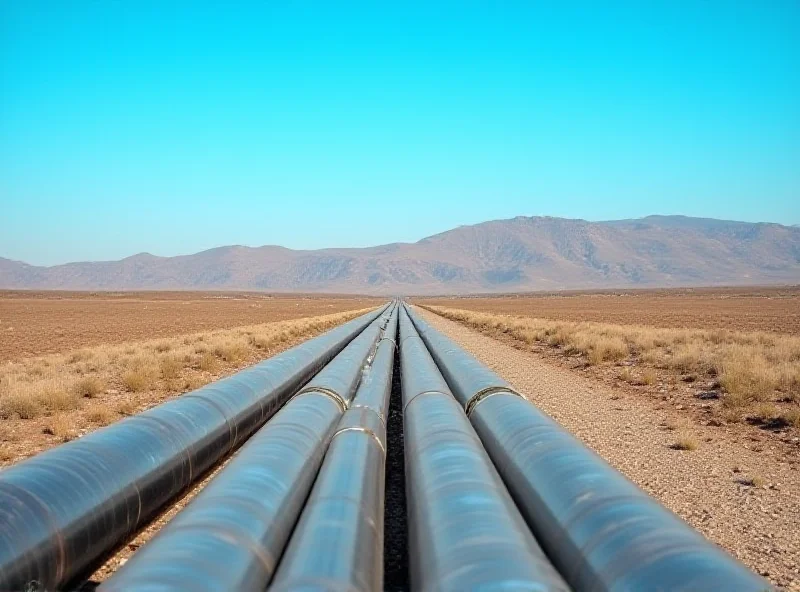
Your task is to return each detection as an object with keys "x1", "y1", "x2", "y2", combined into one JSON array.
[{"x1": 1, "y1": 1, "x2": 798, "y2": 265}]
